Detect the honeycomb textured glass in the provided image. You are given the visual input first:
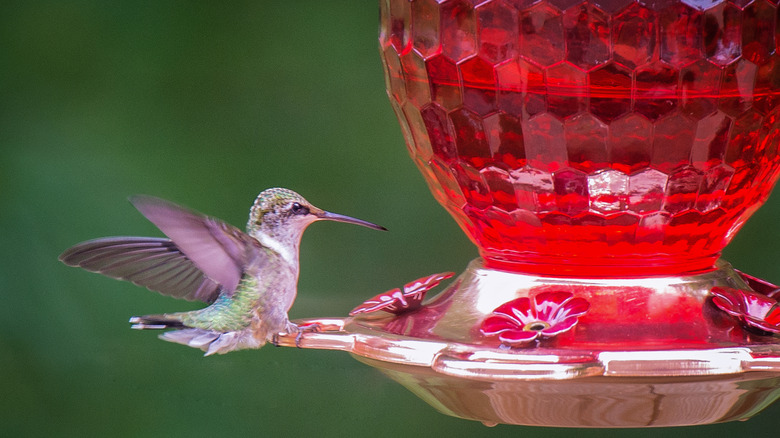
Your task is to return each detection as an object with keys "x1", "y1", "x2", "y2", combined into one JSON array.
[{"x1": 380, "y1": 0, "x2": 780, "y2": 277}]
